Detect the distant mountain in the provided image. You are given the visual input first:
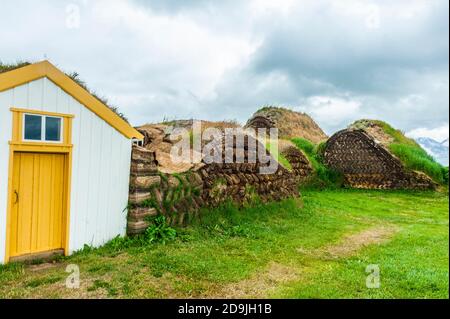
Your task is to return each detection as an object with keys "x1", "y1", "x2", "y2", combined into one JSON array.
[{"x1": 416, "y1": 137, "x2": 449, "y2": 166}]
